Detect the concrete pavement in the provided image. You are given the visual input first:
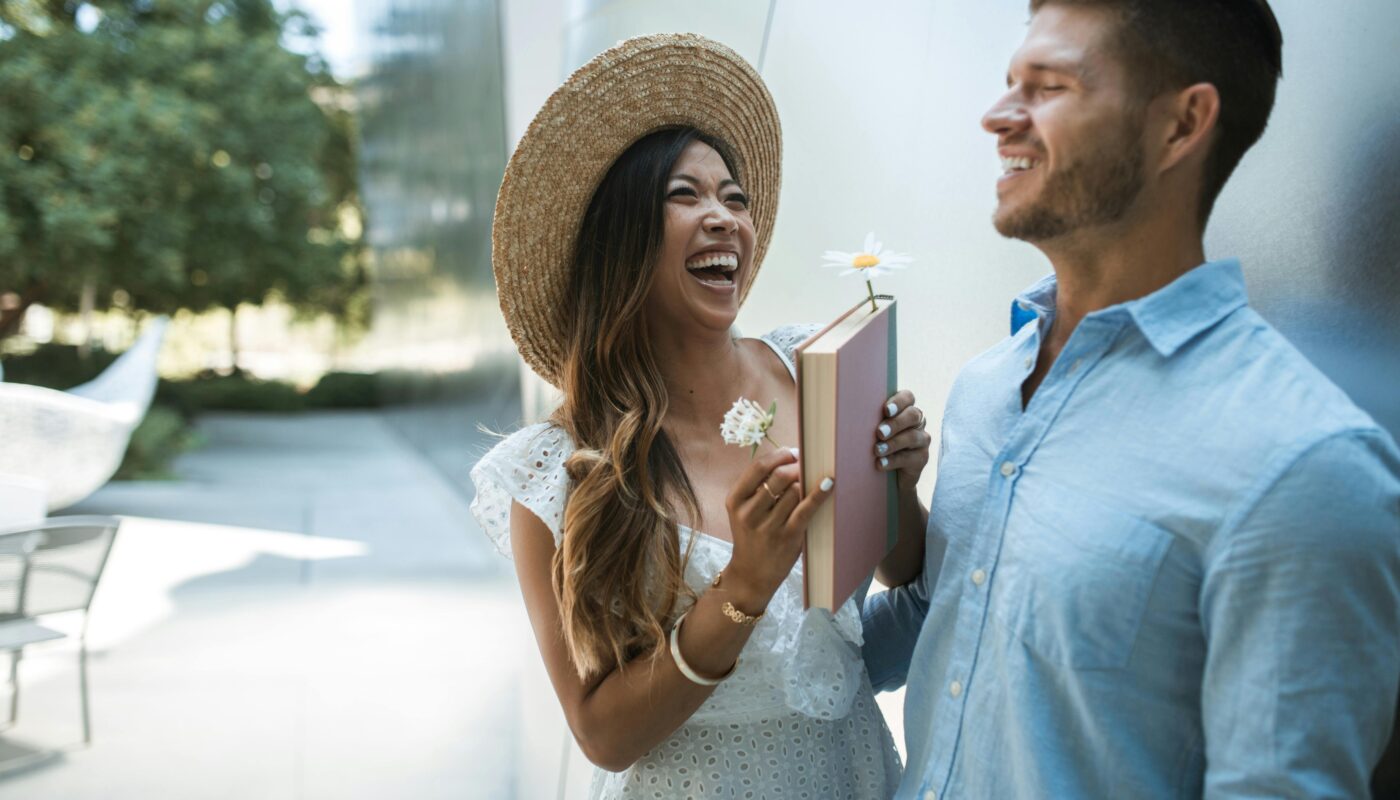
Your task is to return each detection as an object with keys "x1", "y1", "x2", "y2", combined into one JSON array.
[{"x1": 0, "y1": 410, "x2": 528, "y2": 799}]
